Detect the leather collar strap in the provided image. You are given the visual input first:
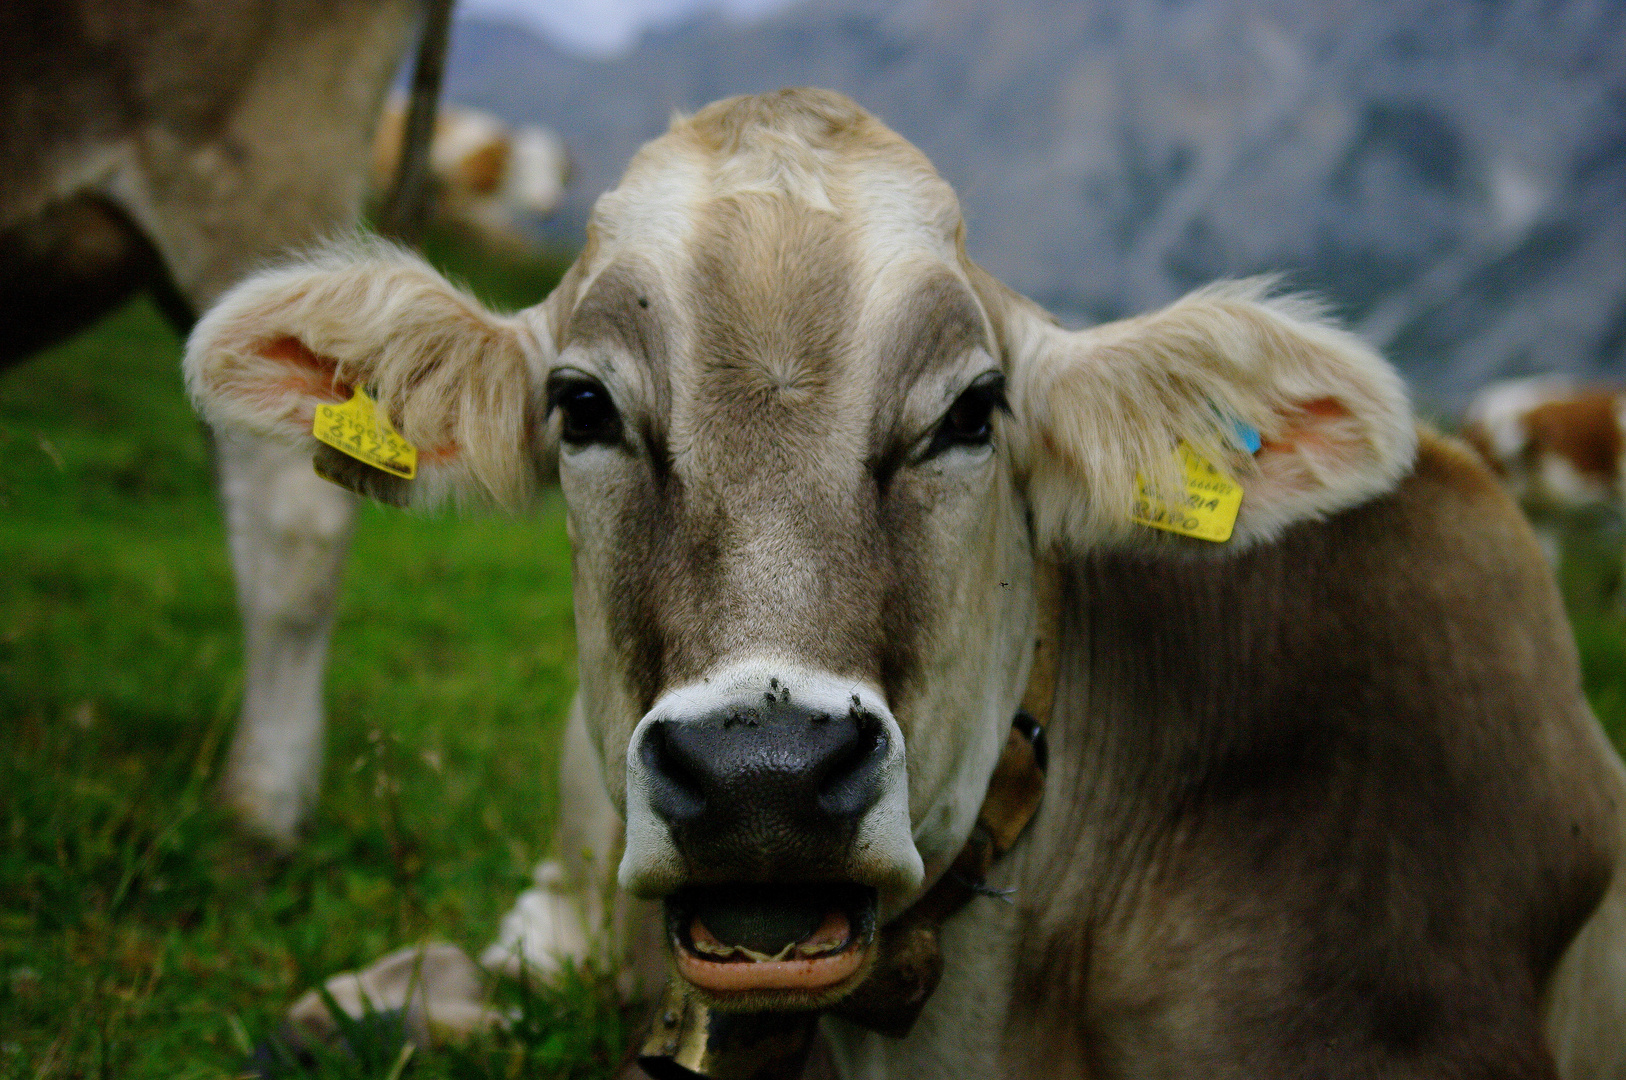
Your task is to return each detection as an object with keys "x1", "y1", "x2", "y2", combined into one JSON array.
[{"x1": 638, "y1": 558, "x2": 1062, "y2": 1080}]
